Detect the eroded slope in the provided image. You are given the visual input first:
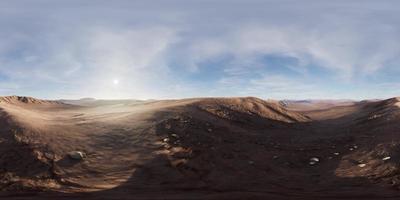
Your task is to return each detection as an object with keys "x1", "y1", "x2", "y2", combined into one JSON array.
[{"x1": 1, "y1": 96, "x2": 400, "y2": 199}]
